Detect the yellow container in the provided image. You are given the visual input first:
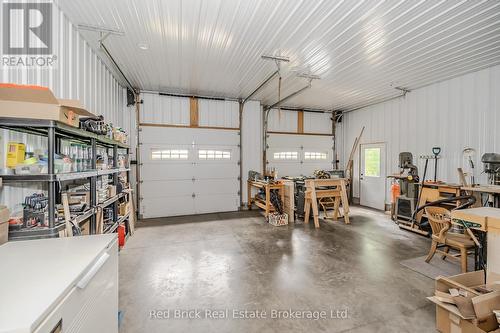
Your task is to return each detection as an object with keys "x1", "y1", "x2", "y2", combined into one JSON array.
[{"x1": 7, "y1": 142, "x2": 25, "y2": 168}]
